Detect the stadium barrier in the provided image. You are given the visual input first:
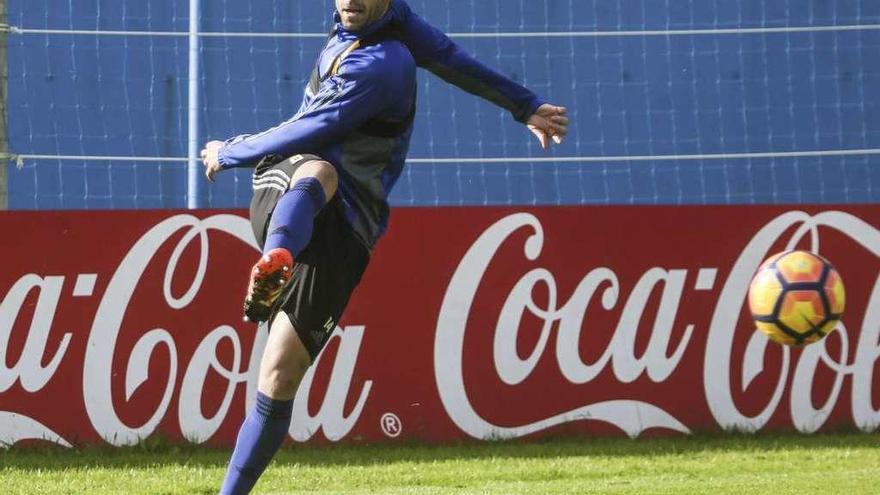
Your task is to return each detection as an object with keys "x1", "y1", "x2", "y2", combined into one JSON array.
[{"x1": 0, "y1": 205, "x2": 878, "y2": 447}]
